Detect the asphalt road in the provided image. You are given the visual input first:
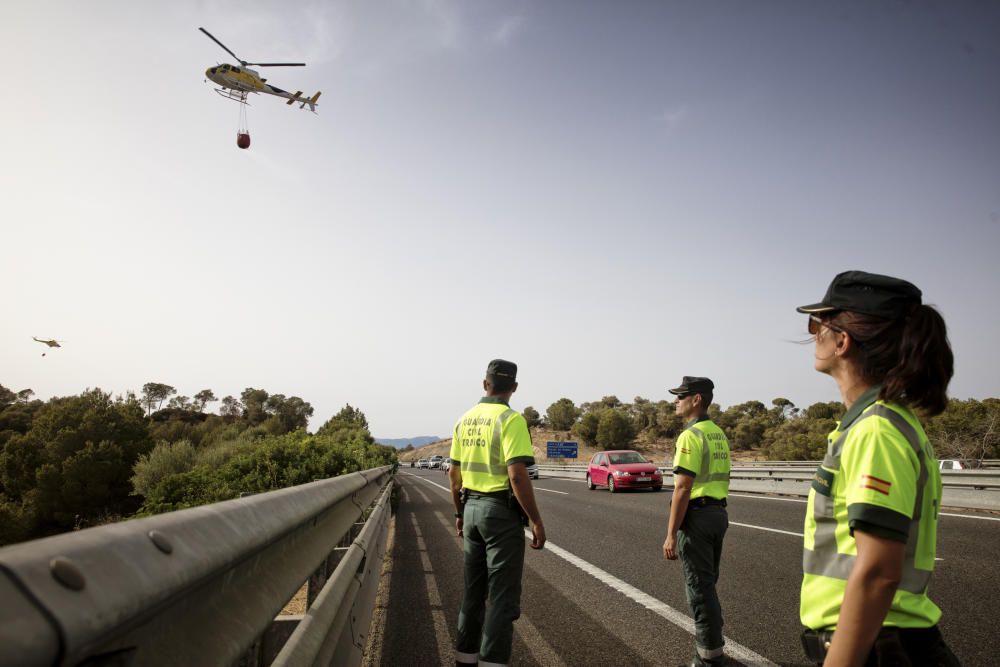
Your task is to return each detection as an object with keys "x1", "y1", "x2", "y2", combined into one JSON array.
[{"x1": 378, "y1": 469, "x2": 1000, "y2": 666}]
